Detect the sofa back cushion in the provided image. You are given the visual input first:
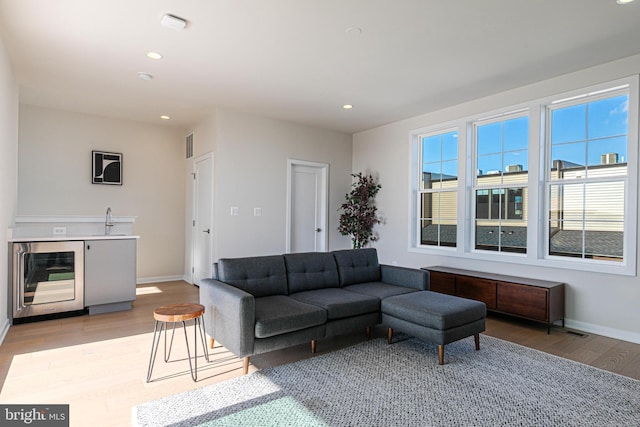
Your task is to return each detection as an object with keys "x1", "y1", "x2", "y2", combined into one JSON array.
[
  {"x1": 217, "y1": 255, "x2": 288, "y2": 297},
  {"x1": 333, "y1": 248, "x2": 381, "y2": 286},
  {"x1": 284, "y1": 252, "x2": 339, "y2": 293}
]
